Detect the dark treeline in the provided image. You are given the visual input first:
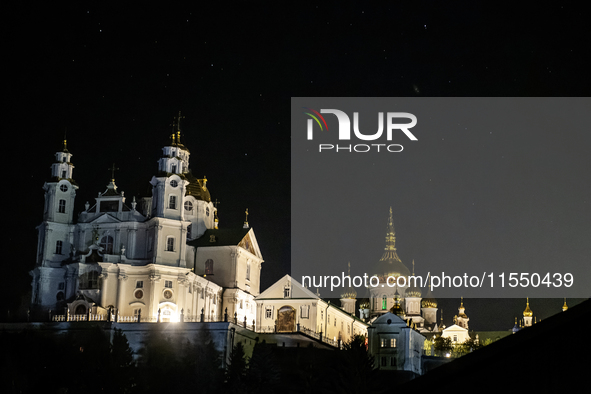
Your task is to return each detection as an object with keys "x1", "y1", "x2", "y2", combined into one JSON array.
[{"x1": 1, "y1": 326, "x2": 385, "y2": 394}]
